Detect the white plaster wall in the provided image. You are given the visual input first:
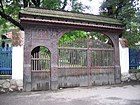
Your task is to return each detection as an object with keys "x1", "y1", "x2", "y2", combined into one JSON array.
[
  {"x1": 119, "y1": 42, "x2": 129, "y2": 74},
  {"x1": 12, "y1": 46, "x2": 23, "y2": 80},
  {"x1": 12, "y1": 31, "x2": 24, "y2": 80}
]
